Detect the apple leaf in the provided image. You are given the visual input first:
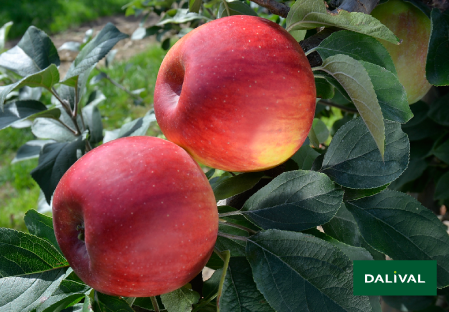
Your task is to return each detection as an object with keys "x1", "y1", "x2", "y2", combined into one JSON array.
[
  {"x1": 24, "y1": 209, "x2": 61, "y2": 253},
  {"x1": 402, "y1": 101, "x2": 441, "y2": 141},
  {"x1": 31, "y1": 137, "x2": 86, "y2": 204},
  {"x1": 0, "y1": 64, "x2": 60, "y2": 110},
  {"x1": 241, "y1": 170, "x2": 344, "y2": 231},
  {"x1": 359, "y1": 61, "x2": 412, "y2": 123},
  {"x1": 382, "y1": 296, "x2": 434, "y2": 312},
  {"x1": 210, "y1": 172, "x2": 265, "y2": 201},
  {"x1": 346, "y1": 190, "x2": 449, "y2": 288},
  {"x1": 388, "y1": 158, "x2": 427, "y2": 191},
  {"x1": 0, "y1": 228, "x2": 68, "y2": 277},
  {"x1": 12, "y1": 139, "x2": 55, "y2": 164},
  {"x1": 93, "y1": 292, "x2": 134, "y2": 312},
  {"x1": 428, "y1": 93, "x2": 449, "y2": 126},
  {"x1": 189, "y1": 0, "x2": 202, "y2": 13},
  {"x1": 246, "y1": 229, "x2": 372, "y2": 312},
  {"x1": 290, "y1": 143, "x2": 320, "y2": 170},
  {"x1": 315, "y1": 30, "x2": 397, "y2": 75},
  {"x1": 343, "y1": 184, "x2": 389, "y2": 201},
  {"x1": 37, "y1": 276, "x2": 91, "y2": 312},
  {"x1": 286, "y1": 0, "x2": 399, "y2": 44},
  {"x1": 315, "y1": 54, "x2": 385, "y2": 157},
  {"x1": 433, "y1": 140, "x2": 449, "y2": 165},
  {"x1": 219, "y1": 257, "x2": 275, "y2": 312},
  {"x1": 157, "y1": 9, "x2": 209, "y2": 26},
  {"x1": 0, "y1": 268, "x2": 68, "y2": 312},
  {"x1": 0, "y1": 100, "x2": 48, "y2": 130},
  {"x1": 321, "y1": 118, "x2": 409, "y2": 189},
  {"x1": 218, "y1": 0, "x2": 258, "y2": 18},
  {"x1": 0, "y1": 26, "x2": 60, "y2": 77},
  {"x1": 61, "y1": 23, "x2": 128, "y2": 86},
  {"x1": 435, "y1": 171, "x2": 449, "y2": 201},
  {"x1": 82, "y1": 105, "x2": 103, "y2": 145},
  {"x1": 160, "y1": 286, "x2": 200, "y2": 312},
  {"x1": 0, "y1": 21, "x2": 13, "y2": 52},
  {"x1": 312, "y1": 118, "x2": 329, "y2": 143},
  {"x1": 32, "y1": 118, "x2": 77, "y2": 142},
  {"x1": 426, "y1": 9, "x2": 449, "y2": 86},
  {"x1": 103, "y1": 110, "x2": 156, "y2": 143},
  {"x1": 315, "y1": 77, "x2": 335, "y2": 99}
]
